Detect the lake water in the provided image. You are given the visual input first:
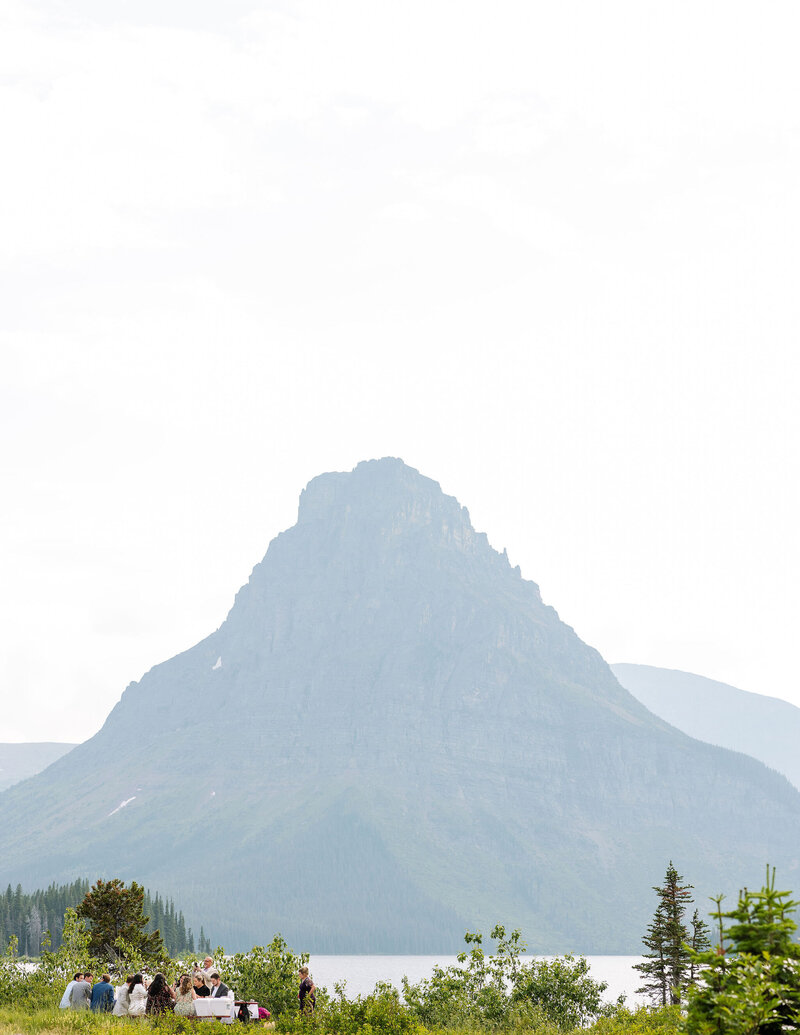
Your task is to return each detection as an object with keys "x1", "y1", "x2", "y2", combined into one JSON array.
[{"x1": 307, "y1": 955, "x2": 646, "y2": 1005}]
